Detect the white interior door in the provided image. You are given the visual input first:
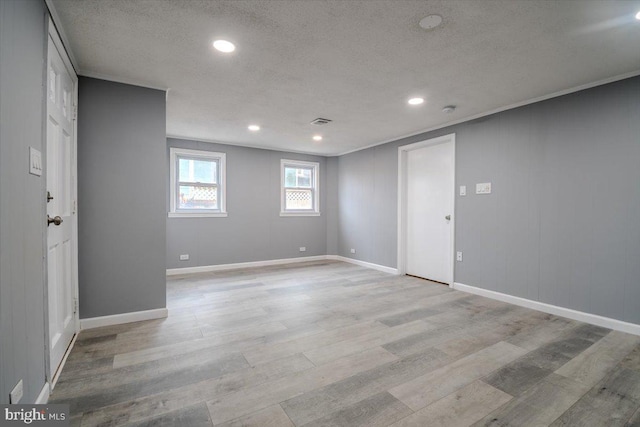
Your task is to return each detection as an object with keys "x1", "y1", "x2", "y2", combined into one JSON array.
[
  {"x1": 404, "y1": 137, "x2": 454, "y2": 284},
  {"x1": 46, "y1": 31, "x2": 78, "y2": 381}
]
